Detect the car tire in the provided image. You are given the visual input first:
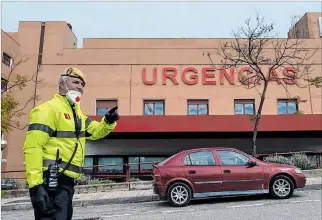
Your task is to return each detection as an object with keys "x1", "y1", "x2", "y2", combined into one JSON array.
[
  {"x1": 269, "y1": 175, "x2": 294, "y2": 199},
  {"x1": 167, "y1": 182, "x2": 192, "y2": 207}
]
